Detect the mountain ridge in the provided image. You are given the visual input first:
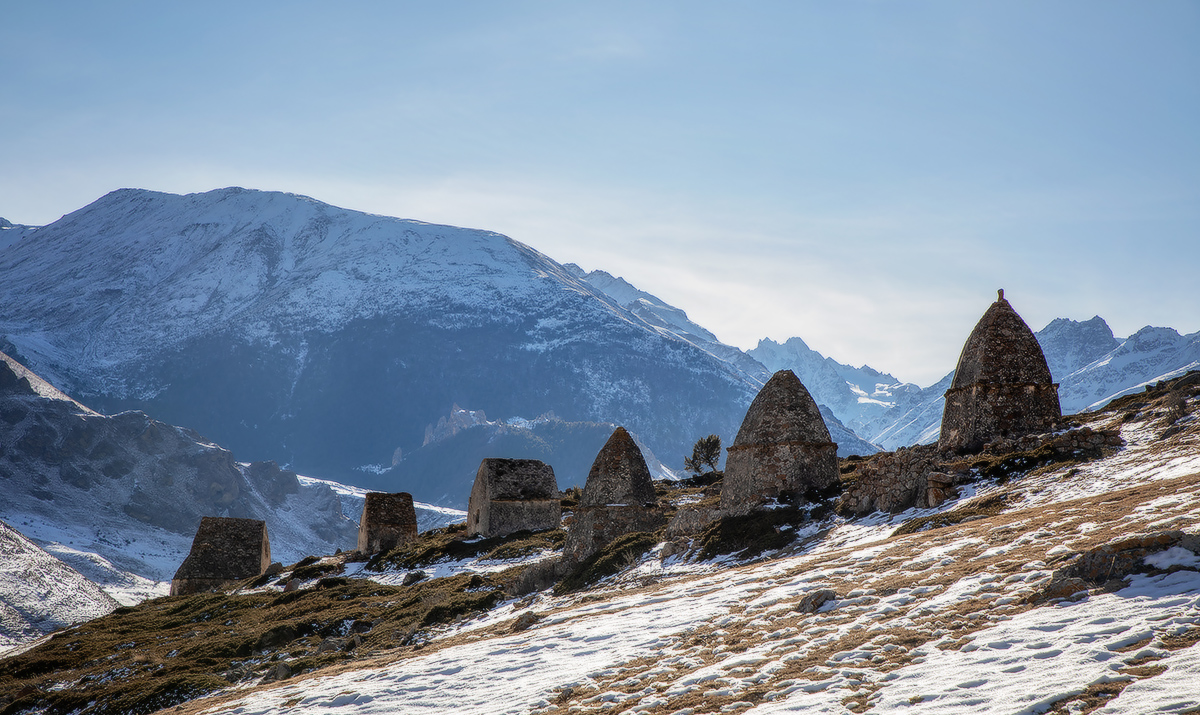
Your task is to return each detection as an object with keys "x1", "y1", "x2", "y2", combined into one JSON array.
[{"x1": 0, "y1": 188, "x2": 764, "y2": 500}]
